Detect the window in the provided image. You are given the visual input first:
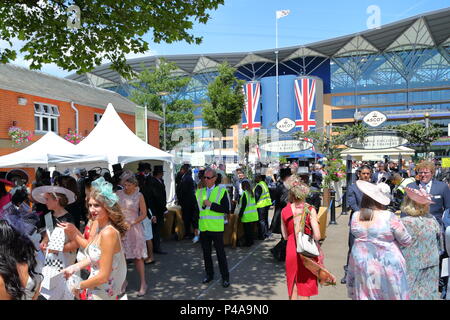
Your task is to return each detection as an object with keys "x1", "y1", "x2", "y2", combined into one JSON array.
[
  {"x1": 94, "y1": 113, "x2": 103, "y2": 126},
  {"x1": 34, "y1": 103, "x2": 59, "y2": 133}
]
